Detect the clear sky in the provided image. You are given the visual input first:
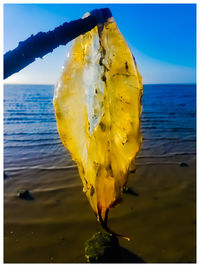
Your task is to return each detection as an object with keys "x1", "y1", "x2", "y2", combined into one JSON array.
[{"x1": 4, "y1": 3, "x2": 196, "y2": 84}]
